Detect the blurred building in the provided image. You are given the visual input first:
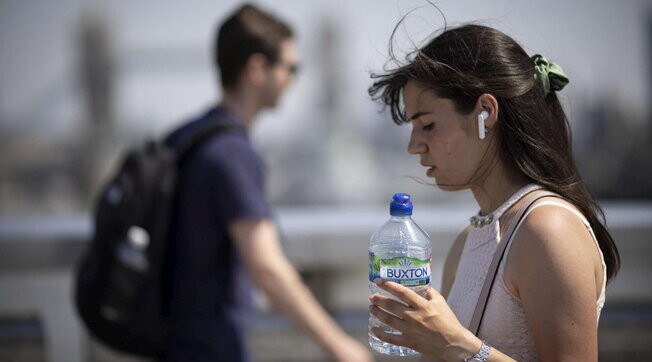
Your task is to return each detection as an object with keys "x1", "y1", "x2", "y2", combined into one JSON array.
[{"x1": 1, "y1": 1, "x2": 651, "y2": 216}]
